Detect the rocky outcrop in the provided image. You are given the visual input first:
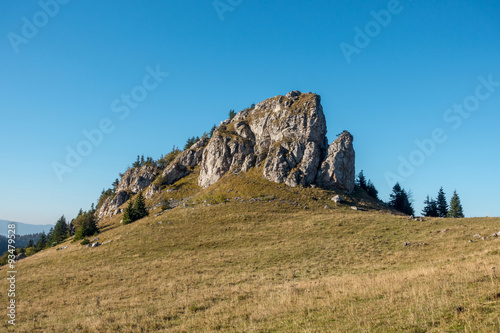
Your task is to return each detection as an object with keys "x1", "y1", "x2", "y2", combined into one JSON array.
[
  {"x1": 199, "y1": 91, "x2": 330, "y2": 188},
  {"x1": 316, "y1": 131, "x2": 355, "y2": 192},
  {"x1": 99, "y1": 90, "x2": 355, "y2": 220},
  {"x1": 97, "y1": 191, "x2": 130, "y2": 219},
  {"x1": 116, "y1": 165, "x2": 157, "y2": 194},
  {"x1": 97, "y1": 165, "x2": 158, "y2": 219},
  {"x1": 198, "y1": 91, "x2": 354, "y2": 191},
  {"x1": 161, "y1": 137, "x2": 208, "y2": 186}
]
